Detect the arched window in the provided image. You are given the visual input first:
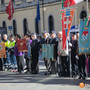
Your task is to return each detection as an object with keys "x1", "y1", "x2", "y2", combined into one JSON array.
[
  {"x1": 23, "y1": 18, "x2": 28, "y2": 35},
  {"x1": 35, "y1": 17, "x2": 39, "y2": 34},
  {"x1": 13, "y1": 20, "x2": 17, "y2": 36},
  {"x1": 12, "y1": 0, "x2": 15, "y2": 4},
  {"x1": 48, "y1": 15, "x2": 54, "y2": 33},
  {"x1": 1, "y1": 0, "x2": 4, "y2": 4},
  {"x1": 2, "y1": 21, "x2": 6, "y2": 28}
]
